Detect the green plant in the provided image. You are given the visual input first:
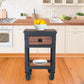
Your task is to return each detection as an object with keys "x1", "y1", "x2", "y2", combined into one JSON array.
[
  {"x1": 20, "y1": 13, "x2": 24, "y2": 16},
  {"x1": 65, "y1": 16, "x2": 72, "y2": 20},
  {"x1": 0, "y1": 2, "x2": 2, "y2": 6},
  {"x1": 76, "y1": 12, "x2": 84, "y2": 16},
  {"x1": 0, "y1": 0, "x2": 3, "y2": 6}
]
